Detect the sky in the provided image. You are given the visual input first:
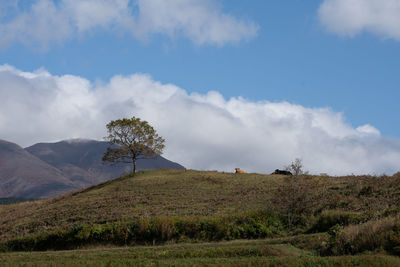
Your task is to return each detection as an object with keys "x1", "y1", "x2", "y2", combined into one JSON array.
[{"x1": 1, "y1": 0, "x2": 400, "y2": 175}]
